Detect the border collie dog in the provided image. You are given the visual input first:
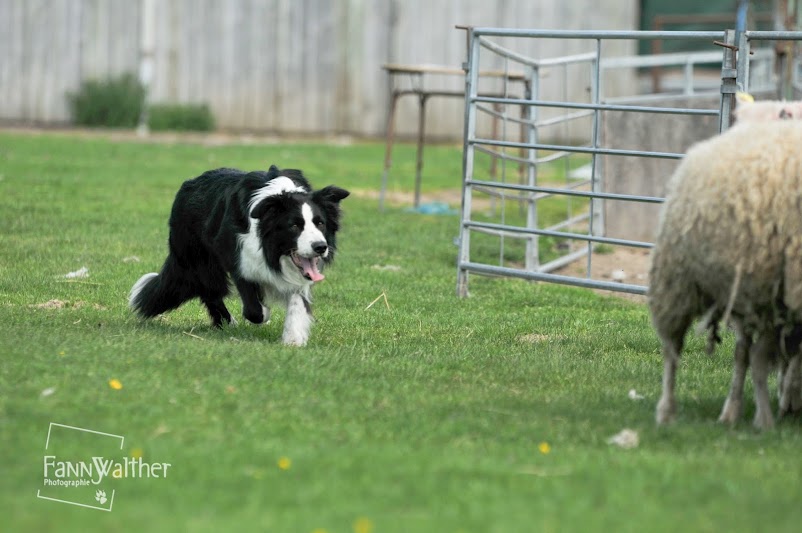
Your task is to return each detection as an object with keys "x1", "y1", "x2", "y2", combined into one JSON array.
[{"x1": 129, "y1": 166, "x2": 349, "y2": 346}]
